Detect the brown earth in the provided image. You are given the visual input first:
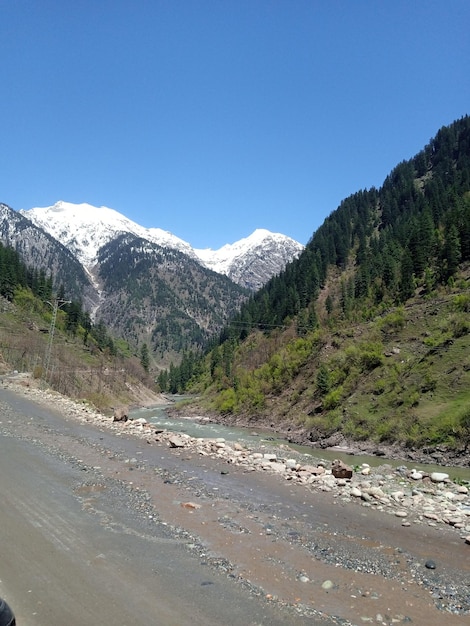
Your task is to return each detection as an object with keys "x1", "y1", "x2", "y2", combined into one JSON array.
[{"x1": 1, "y1": 382, "x2": 469, "y2": 626}]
